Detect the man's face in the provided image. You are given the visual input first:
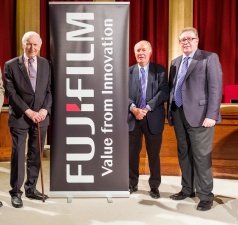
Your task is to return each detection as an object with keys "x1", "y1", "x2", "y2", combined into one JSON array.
[
  {"x1": 179, "y1": 31, "x2": 199, "y2": 55},
  {"x1": 23, "y1": 36, "x2": 42, "y2": 58},
  {"x1": 134, "y1": 42, "x2": 152, "y2": 66}
]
